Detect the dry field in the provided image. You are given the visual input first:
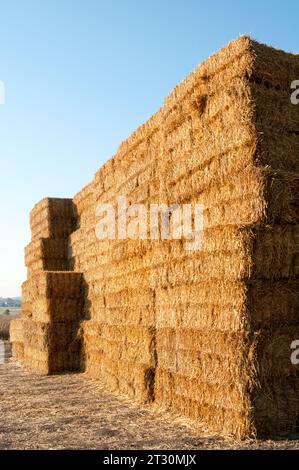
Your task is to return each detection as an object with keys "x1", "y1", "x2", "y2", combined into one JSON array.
[
  {"x1": 0, "y1": 360, "x2": 298, "y2": 450},
  {"x1": 0, "y1": 308, "x2": 21, "y2": 315}
]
